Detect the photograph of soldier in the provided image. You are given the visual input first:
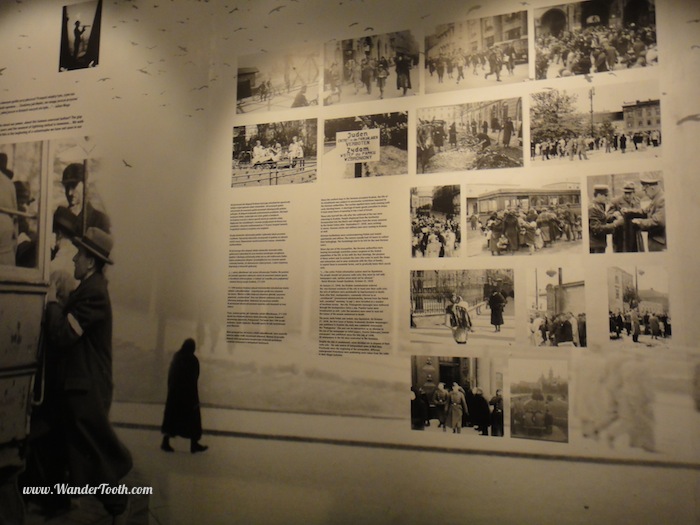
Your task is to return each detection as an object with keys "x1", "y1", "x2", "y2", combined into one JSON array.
[
  {"x1": 236, "y1": 43, "x2": 320, "y2": 113},
  {"x1": 0, "y1": 142, "x2": 43, "y2": 269},
  {"x1": 417, "y1": 98, "x2": 523, "y2": 173},
  {"x1": 510, "y1": 358, "x2": 569, "y2": 443},
  {"x1": 534, "y1": 1, "x2": 657, "y2": 80},
  {"x1": 425, "y1": 11, "x2": 529, "y2": 94},
  {"x1": 586, "y1": 172, "x2": 666, "y2": 253},
  {"x1": 606, "y1": 265, "x2": 671, "y2": 349},
  {"x1": 410, "y1": 355, "x2": 506, "y2": 437},
  {"x1": 323, "y1": 30, "x2": 419, "y2": 106},
  {"x1": 323, "y1": 112, "x2": 408, "y2": 178},
  {"x1": 527, "y1": 266, "x2": 587, "y2": 348},
  {"x1": 410, "y1": 185, "x2": 460, "y2": 259},
  {"x1": 410, "y1": 270, "x2": 515, "y2": 346},
  {"x1": 231, "y1": 119, "x2": 317, "y2": 187},
  {"x1": 530, "y1": 80, "x2": 661, "y2": 165},
  {"x1": 59, "y1": 0, "x2": 102, "y2": 71},
  {"x1": 464, "y1": 180, "x2": 582, "y2": 258}
]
